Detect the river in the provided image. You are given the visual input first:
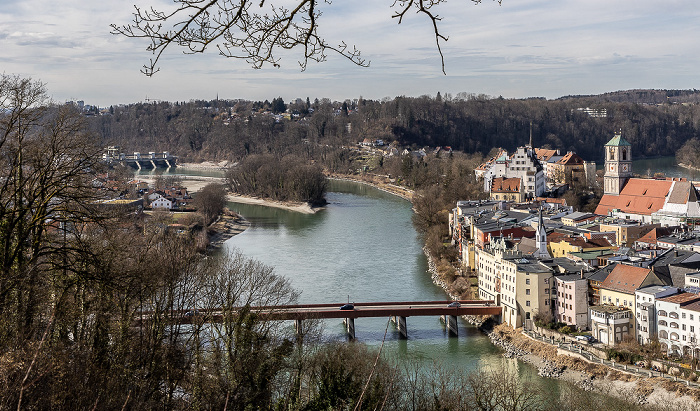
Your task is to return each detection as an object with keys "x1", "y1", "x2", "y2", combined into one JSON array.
[{"x1": 223, "y1": 178, "x2": 555, "y2": 387}]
